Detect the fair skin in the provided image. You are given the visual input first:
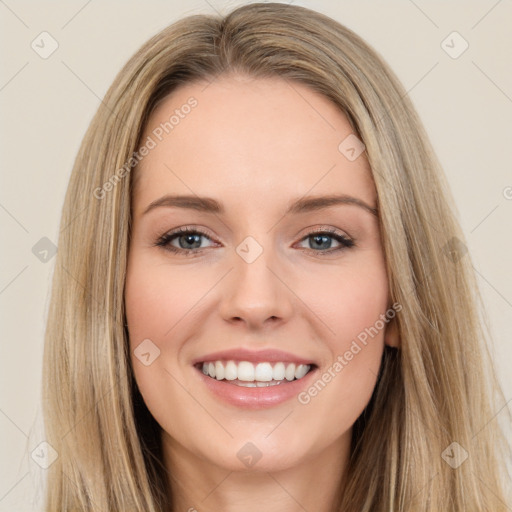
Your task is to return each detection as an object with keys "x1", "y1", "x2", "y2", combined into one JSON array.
[{"x1": 125, "y1": 74, "x2": 399, "y2": 512}]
